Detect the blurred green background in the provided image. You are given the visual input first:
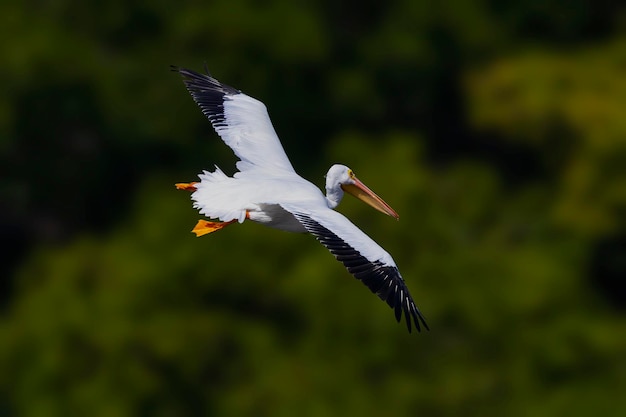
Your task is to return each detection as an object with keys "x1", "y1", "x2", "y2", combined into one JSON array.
[{"x1": 1, "y1": 0, "x2": 625, "y2": 416}]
